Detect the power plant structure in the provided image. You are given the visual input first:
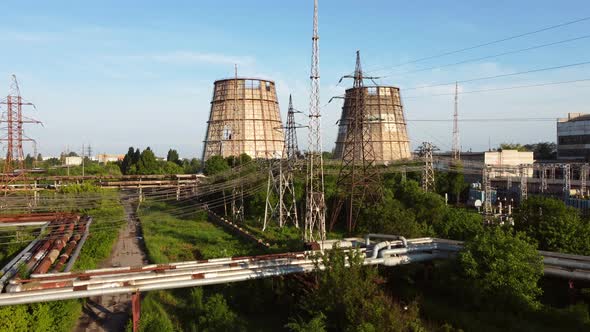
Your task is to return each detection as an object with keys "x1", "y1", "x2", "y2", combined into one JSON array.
[
  {"x1": 333, "y1": 85, "x2": 411, "y2": 163},
  {"x1": 202, "y1": 77, "x2": 285, "y2": 161}
]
